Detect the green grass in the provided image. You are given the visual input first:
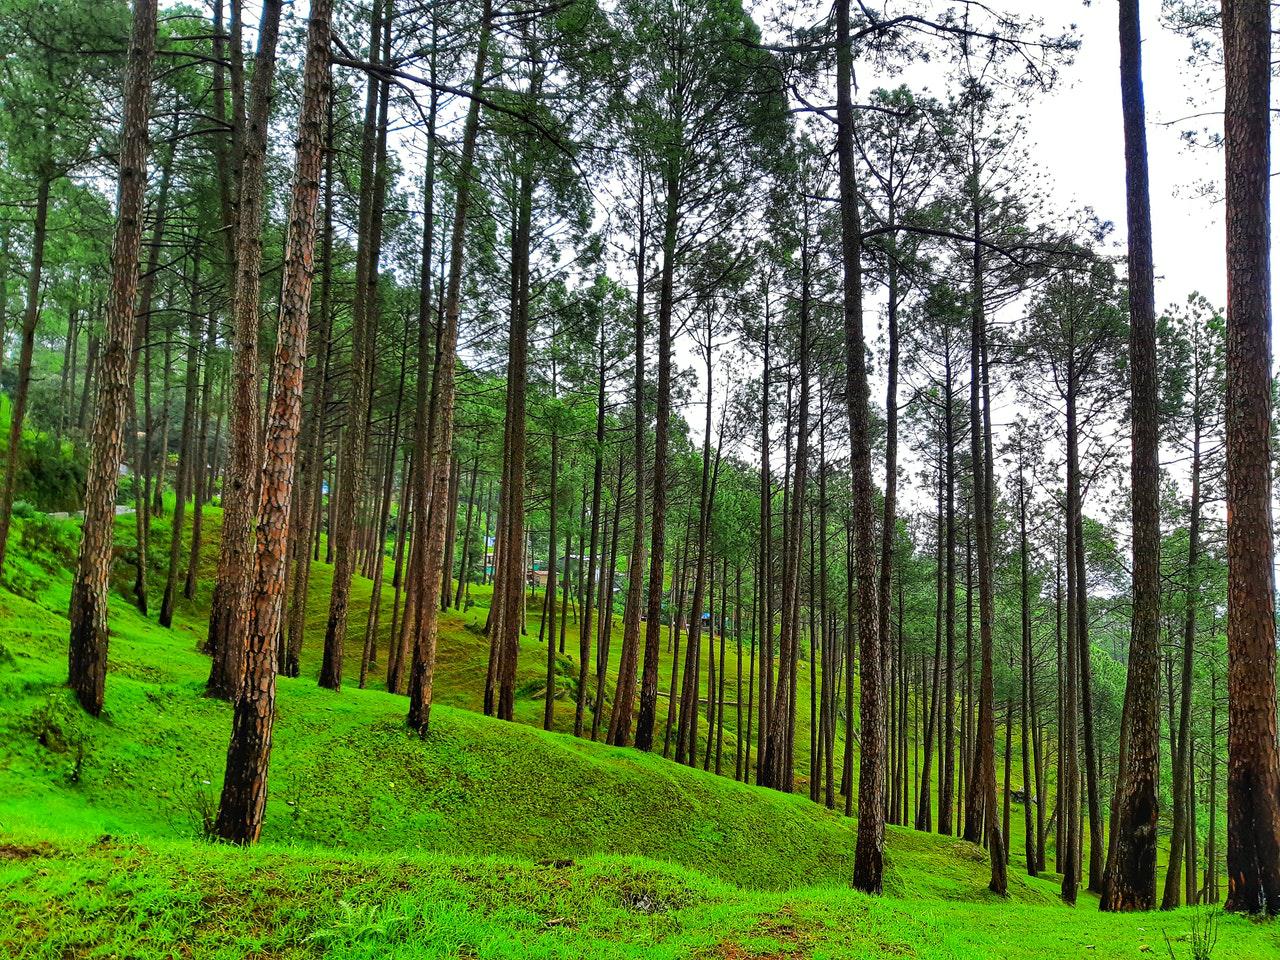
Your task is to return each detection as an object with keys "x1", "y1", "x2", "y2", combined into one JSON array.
[{"x1": 1, "y1": 506, "x2": 1277, "y2": 958}]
